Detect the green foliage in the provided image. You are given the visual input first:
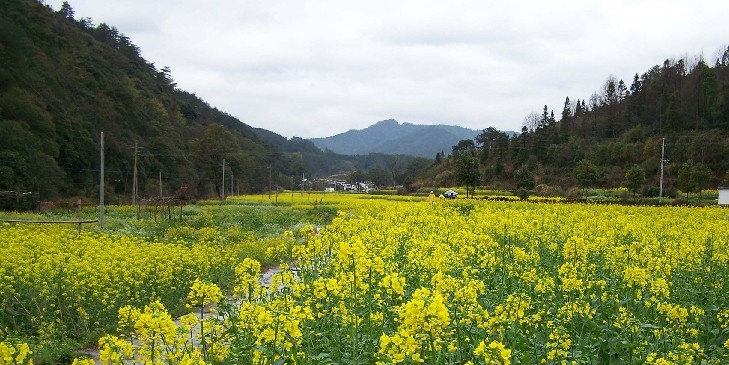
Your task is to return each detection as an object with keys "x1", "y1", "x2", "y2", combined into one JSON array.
[
  {"x1": 451, "y1": 139, "x2": 476, "y2": 156},
  {"x1": 677, "y1": 162, "x2": 713, "y2": 198},
  {"x1": 573, "y1": 159, "x2": 599, "y2": 196},
  {"x1": 625, "y1": 164, "x2": 645, "y2": 199},
  {"x1": 367, "y1": 168, "x2": 390, "y2": 187},
  {"x1": 513, "y1": 188, "x2": 530, "y2": 200},
  {"x1": 693, "y1": 163, "x2": 712, "y2": 197},
  {"x1": 514, "y1": 165, "x2": 536, "y2": 190},
  {"x1": 347, "y1": 170, "x2": 367, "y2": 185},
  {"x1": 455, "y1": 154, "x2": 480, "y2": 198}
]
